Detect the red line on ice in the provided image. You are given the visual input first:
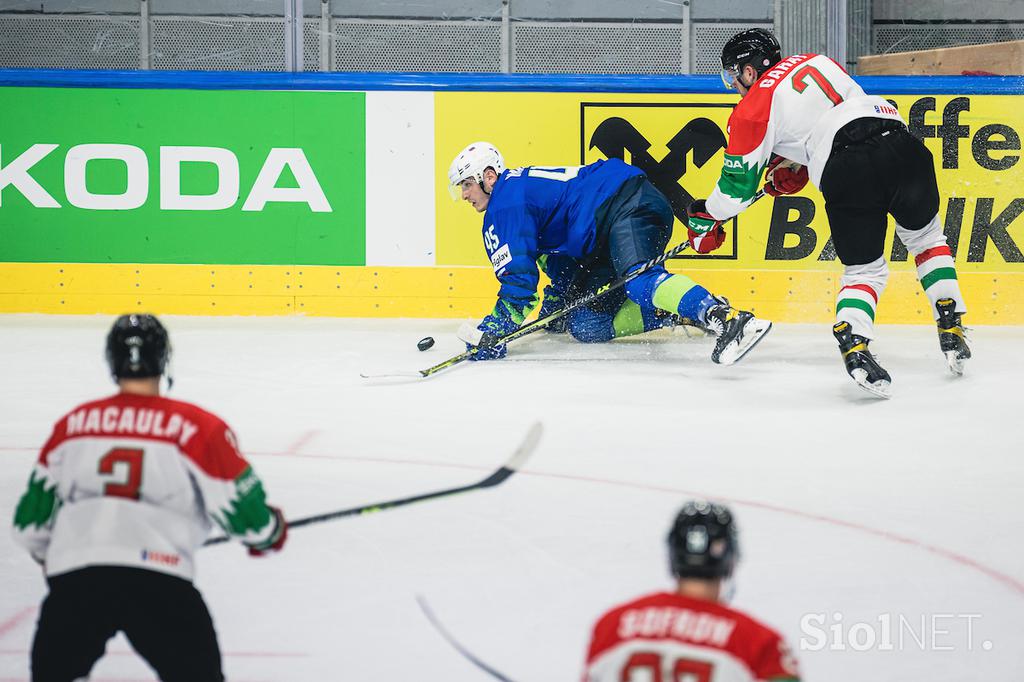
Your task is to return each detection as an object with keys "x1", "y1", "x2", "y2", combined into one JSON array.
[
  {"x1": 0, "y1": 608, "x2": 35, "y2": 640},
  {"x1": 283, "y1": 430, "x2": 319, "y2": 456},
  {"x1": 246, "y1": 449, "x2": 1024, "y2": 598}
]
